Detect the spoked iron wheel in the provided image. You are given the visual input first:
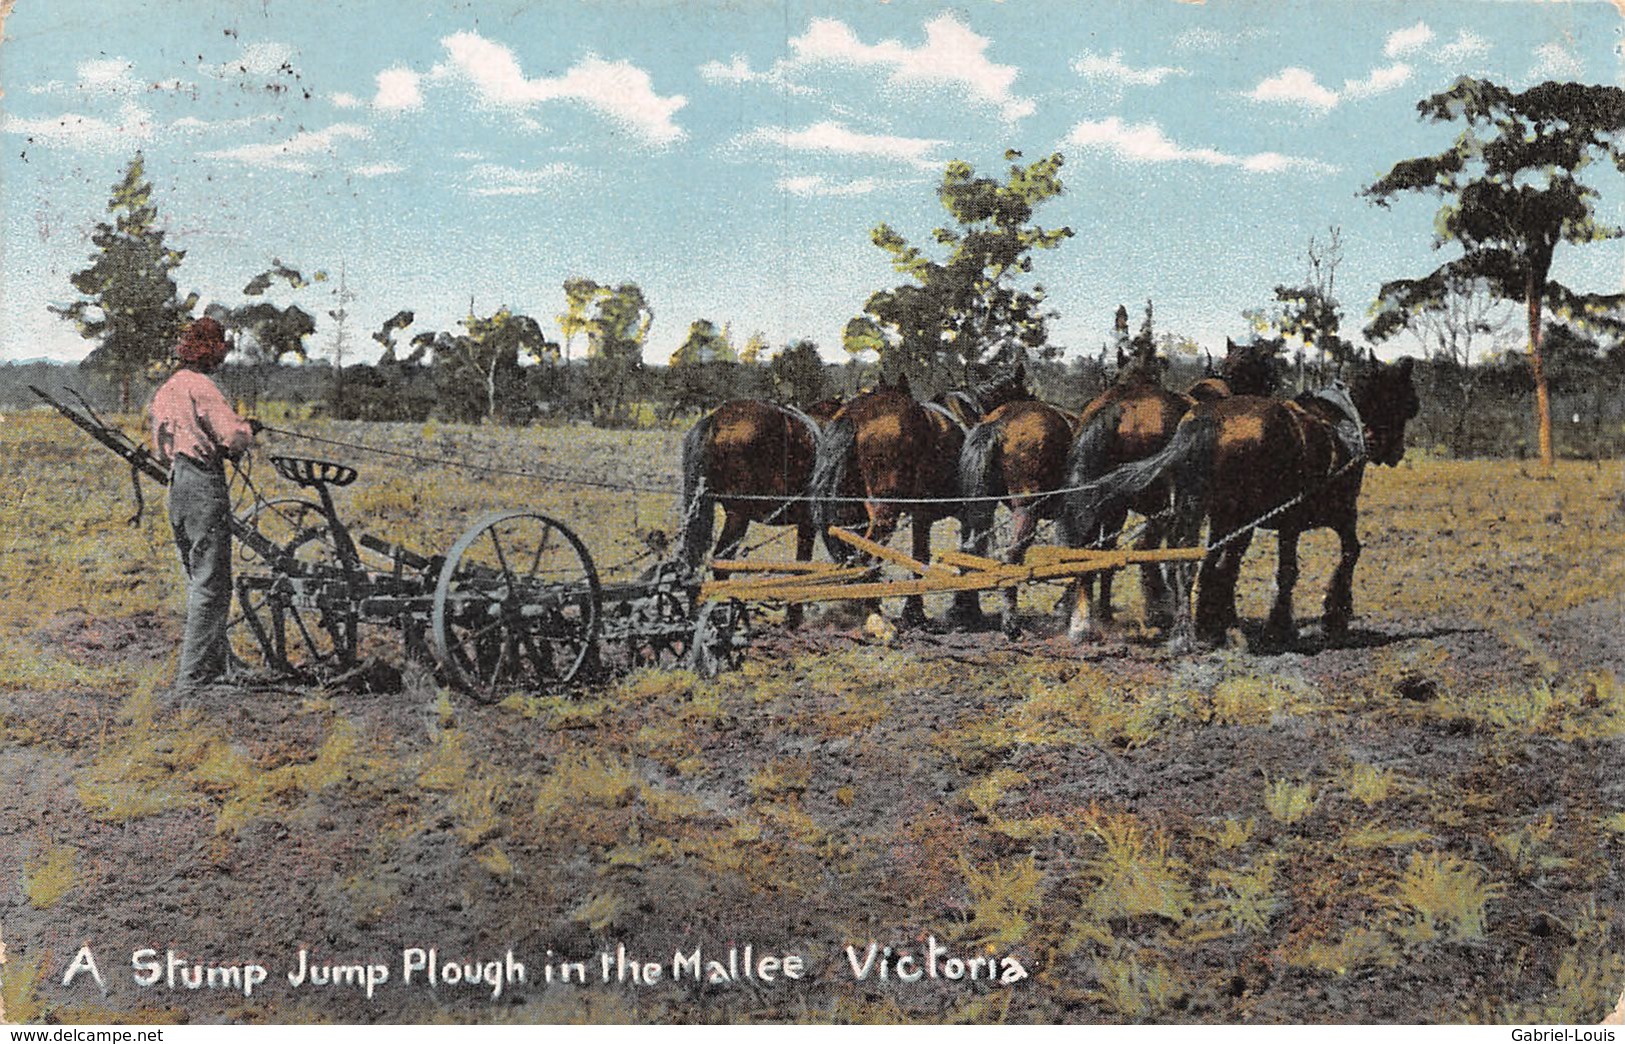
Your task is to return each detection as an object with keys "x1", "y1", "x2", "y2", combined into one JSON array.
[
  {"x1": 432, "y1": 510, "x2": 602, "y2": 702},
  {"x1": 690, "y1": 598, "x2": 751, "y2": 679},
  {"x1": 229, "y1": 497, "x2": 360, "y2": 679}
]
